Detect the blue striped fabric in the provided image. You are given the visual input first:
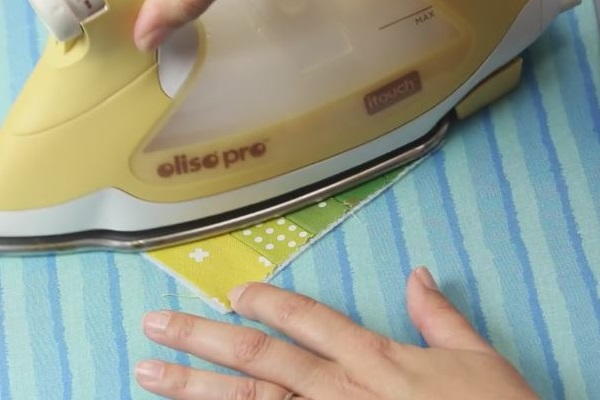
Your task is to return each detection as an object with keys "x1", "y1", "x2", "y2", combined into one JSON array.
[{"x1": 1, "y1": 2, "x2": 600, "y2": 399}]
